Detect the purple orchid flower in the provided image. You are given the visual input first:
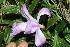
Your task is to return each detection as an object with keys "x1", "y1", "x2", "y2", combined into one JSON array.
[{"x1": 10, "y1": 4, "x2": 51, "y2": 47}]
